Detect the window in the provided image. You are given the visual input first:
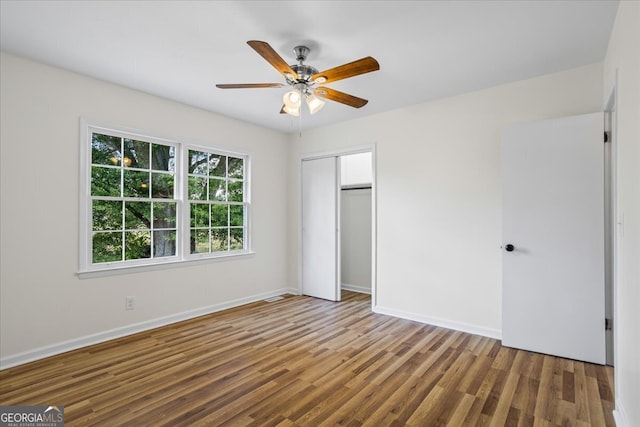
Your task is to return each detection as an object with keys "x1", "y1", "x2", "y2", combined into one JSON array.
[
  {"x1": 187, "y1": 150, "x2": 246, "y2": 254},
  {"x1": 80, "y1": 121, "x2": 251, "y2": 274}
]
